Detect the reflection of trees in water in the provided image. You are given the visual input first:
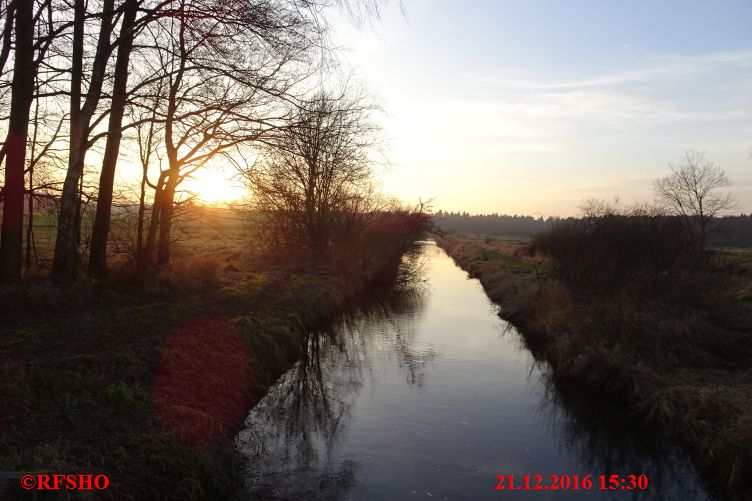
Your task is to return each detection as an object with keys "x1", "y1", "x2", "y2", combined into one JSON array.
[
  {"x1": 236, "y1": 250, "x2": 434, "y2": 500},
  {"x1": 236, "y1": 330, "x2": 363, "y2": 500},
  {"x1": 238, "y1": 244, "x2": 712, "y2": 501},
  {"x1": 495, "y1": 319, "x2": 711, "y2": 500},
  {"x1": 340, "y1": 249, "x2": 438, "y2": 387},
  {"x1": 532, "y1": 365, "x2": 712, "y2": 501},
  {"x1": 343, "y1": 246, "x2": 431, "y2": 325},
  {"x1": 394, "y1": 245, "x2": 430, "y2": 290},
  {"x1": 391, "y1": 330, "x2": 438, "y2": 387}
]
